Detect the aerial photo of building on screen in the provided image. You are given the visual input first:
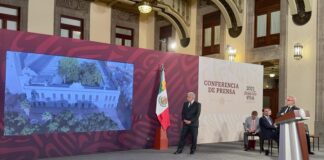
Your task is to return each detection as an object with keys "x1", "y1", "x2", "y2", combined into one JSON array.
[{"x1": 4, "y1": 51, "x2": 134, "y2": 136}]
